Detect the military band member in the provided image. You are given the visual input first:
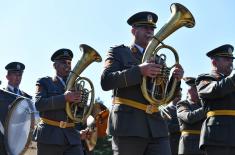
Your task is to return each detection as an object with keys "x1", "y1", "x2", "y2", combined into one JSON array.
[
  {"x1": 163, "y1": 88, "x2": 182, "y2": 155},
  {"x1": 33, "y1": 49, "x2": 84, "y2": 155},
  {"x1": 177, "y1": 77, "x2": 205, "y2": 155},
  {"x1": 0, "y1": 62, "x2": 32, "y2": 155},
  {"x1": 101, "y1": 11, "x2": 184, "y2": 155},
  {"x1": 196, "y1": 44, "x2": 235, "y2": 155}
]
